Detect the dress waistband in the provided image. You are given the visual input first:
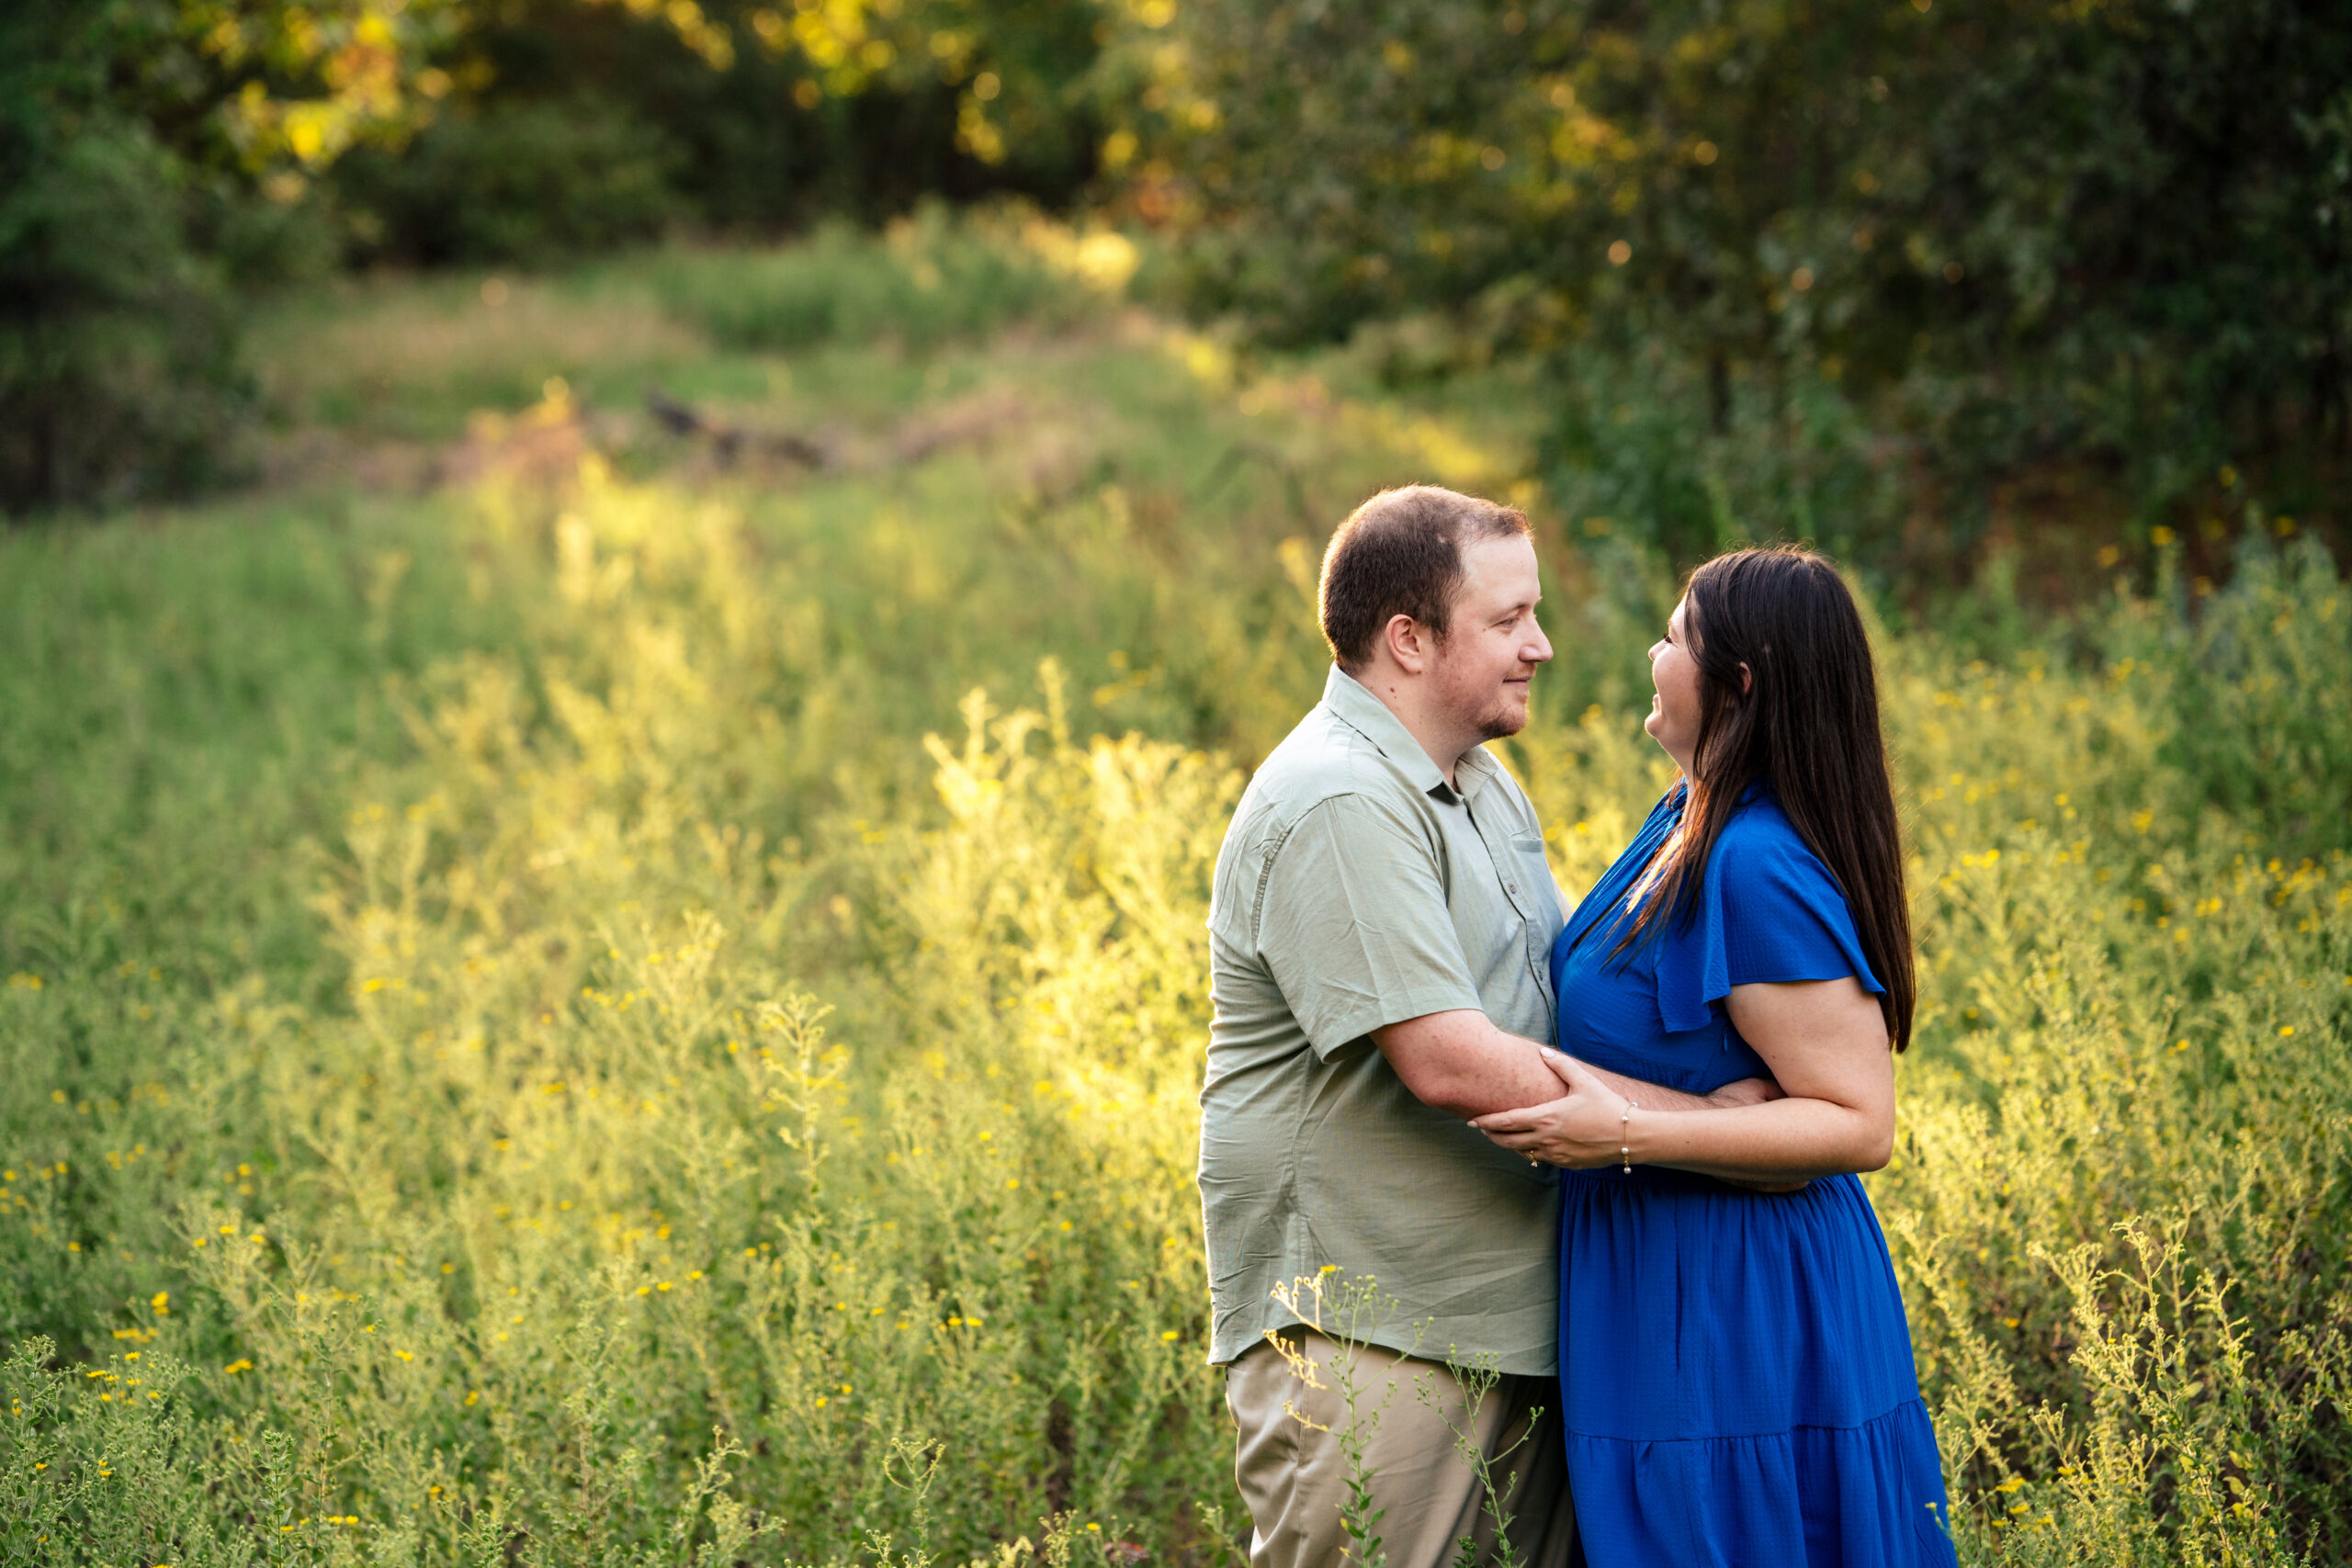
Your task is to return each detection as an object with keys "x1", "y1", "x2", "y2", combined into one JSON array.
[{"x1": 1559, "y1": 1166, "x2": 1859, "y2": 1199}]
